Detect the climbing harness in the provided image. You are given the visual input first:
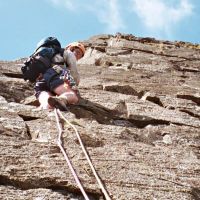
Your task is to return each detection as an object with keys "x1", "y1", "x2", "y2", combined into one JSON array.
[{"x1": 54, "y1": 108, "x2": 111, "y2": 200}]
